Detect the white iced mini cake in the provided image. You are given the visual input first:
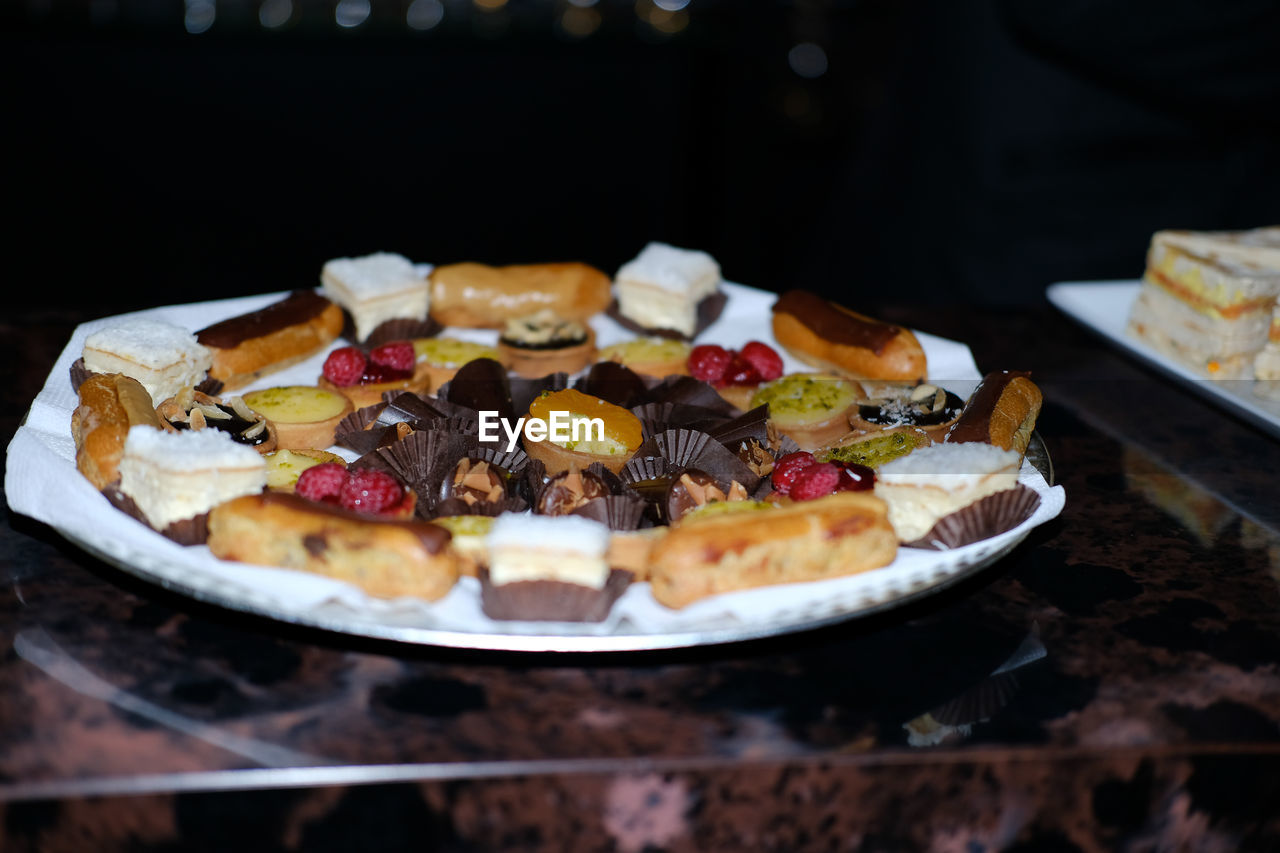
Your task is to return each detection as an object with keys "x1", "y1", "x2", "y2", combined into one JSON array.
[
  {"x1": 118, "y1": 425, "x2": 267, "y2": 532},
  {"x1": 82, "y1": 319, "x2": 212, "y2": 404},
  {"x1": 613, "y1": 242, "x2": 721, "y2": 338},
  {"x1": 320, "y1": 251, "x2": 429, "y2": 341},
  {"x1": 484, "y1": 513, "x2": 611, "y2": 589},
  {"x1": 873, "y1": 442, "x2": 1021, "y2": 542}
]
